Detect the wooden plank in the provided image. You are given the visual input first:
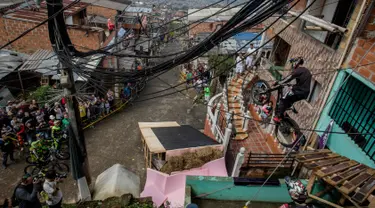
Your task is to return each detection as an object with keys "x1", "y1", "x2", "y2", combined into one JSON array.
[
  {"x1": 297, "y1": 153, "x2": 340, "y2": 163},
  {"x1": 316, "y1": 161, "x2": 358, "y2": 177},
  {"x1": 138, "y1": 122, "x2": 180, "y2": 129},
  {"x1": 308, "y1": 194, "x2": 343, "y2": 208},
  {"x1": 140, "y1": 128, "x2": 166, "y2": 153},
  {"x1": 296, "y1": 149, "x2": 332, "y2": 157},
  {"x1": 352, "y1": 176, "x2": 375, "y2": 204},
  {"x1": 304, "y1": 157, "x2": 349, "y2": 170},
  {"x1": 306, "y1": 174, "x2": 316, "y2": 193},
  {"x1": 325, "y1": 164, "x2": 368, "y2": 186},
  {"x1": 339, "y1": 169, "x2": 375, "y2": 195}
]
